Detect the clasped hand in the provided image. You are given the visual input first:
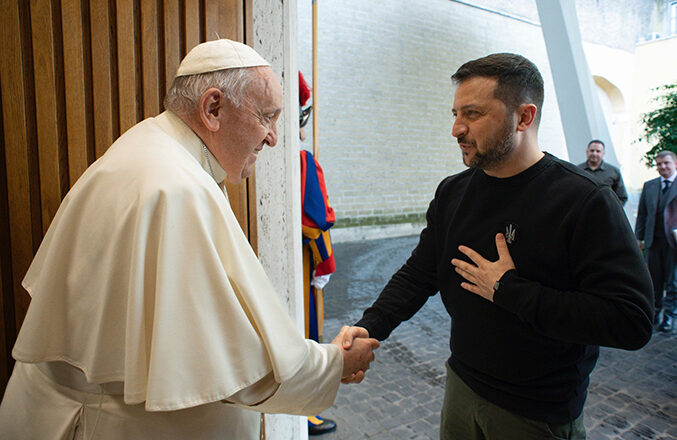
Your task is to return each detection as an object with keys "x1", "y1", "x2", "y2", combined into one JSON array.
[
  {"x1": 450, "y1": 233, "x2": 516, "y2": 302},
  {"x1": 331, "y1": 326, "x2": 379, "y2": 384}
]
